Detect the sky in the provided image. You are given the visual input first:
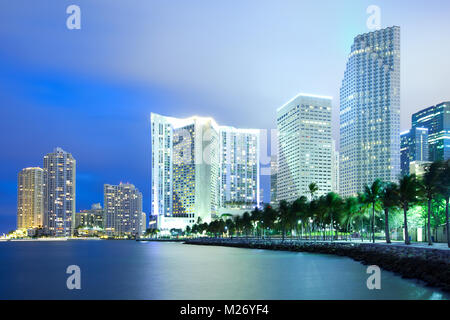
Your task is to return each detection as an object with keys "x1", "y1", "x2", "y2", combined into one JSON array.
[{"x1": 0, "y1": 0, "x2": 449, "y2": 233}]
